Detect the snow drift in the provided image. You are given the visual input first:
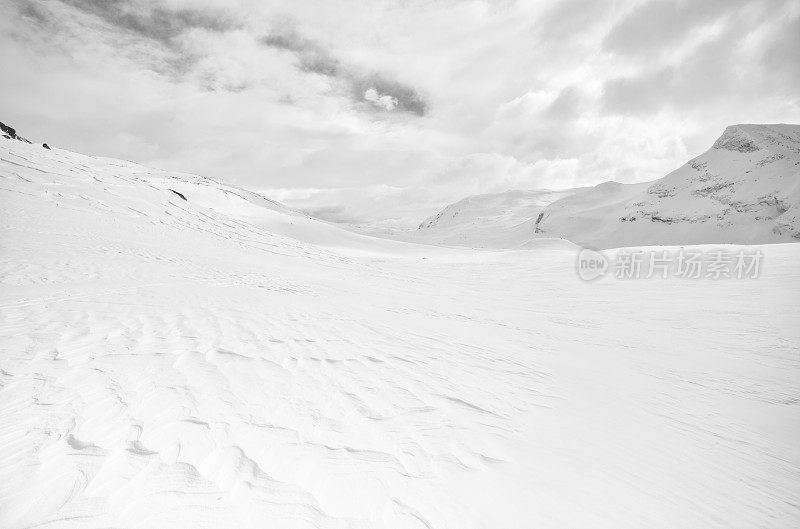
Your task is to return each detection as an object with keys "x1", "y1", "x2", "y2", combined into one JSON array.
[{"x1": 1, "y1": 123, "x2": 799, "y2": 529}]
